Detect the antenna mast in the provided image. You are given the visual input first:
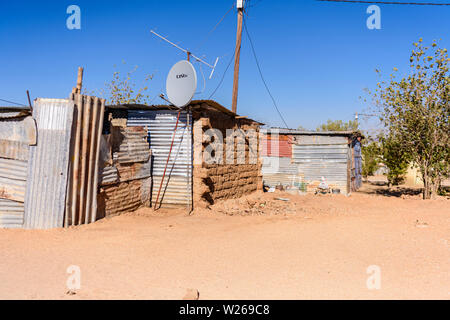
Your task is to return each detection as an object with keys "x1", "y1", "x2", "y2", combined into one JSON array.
[
  {"x1": 232, "y1": 0, "x2": 245, "y2": 113},
  {"x1": 150, "y1": 30, "x2": 219, "y2": 79}
]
